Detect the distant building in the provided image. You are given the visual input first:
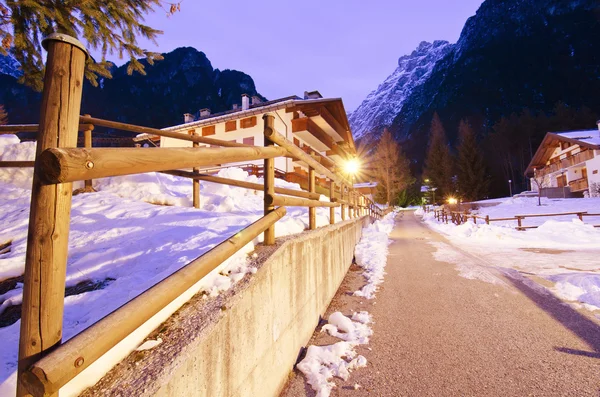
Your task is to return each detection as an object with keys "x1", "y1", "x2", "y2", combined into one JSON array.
[
  {"x1": 354, "y1": 182, "x2": 377, "y2": 201},
  {"x1": 525, "y1": 121, "x2": 600, "y2": 197},
  {"x1": 135, "y1": 92, "x2": 356, "y2": 190}
]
